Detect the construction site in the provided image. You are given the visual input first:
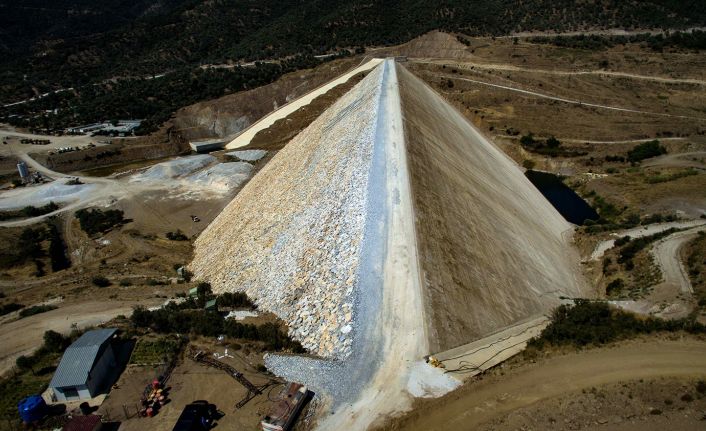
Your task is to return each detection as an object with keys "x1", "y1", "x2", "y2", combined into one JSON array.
[{"x1": 1, "y1": 29, "x2": 705, "y2": 431}]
